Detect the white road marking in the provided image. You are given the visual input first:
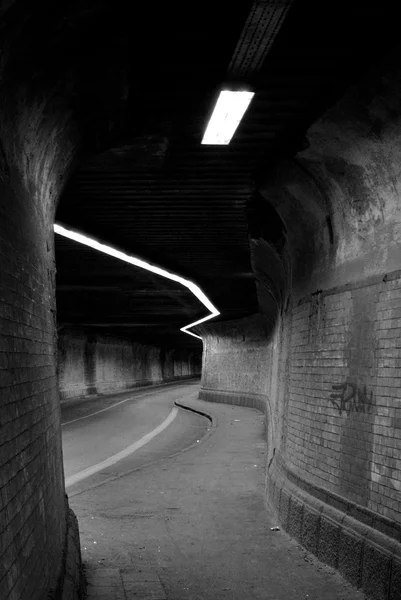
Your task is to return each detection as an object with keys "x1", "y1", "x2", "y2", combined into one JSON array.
[
  {"x1": 65, "y1": 406, "x2": 179, "y2": 488},
  {"x1": 62, "y1": 389, "x2": 165, "y2": 426}
]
